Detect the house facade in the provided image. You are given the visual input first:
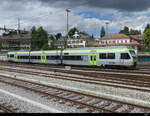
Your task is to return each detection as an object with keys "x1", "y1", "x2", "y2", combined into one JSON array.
[
  {"x1": 48, "y1": 32, "x2": 94, "y2": 49},
  {"x1": 92, "y1": 34, "x2": 142, "y2": 53},
  {"x1": 0, "y1": 34, "x2": 31, "y2": 51},
  {"x1": 67, "y1": 32, "x2": 86, "y2": 48}
]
